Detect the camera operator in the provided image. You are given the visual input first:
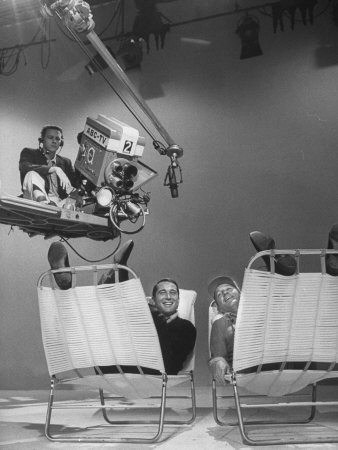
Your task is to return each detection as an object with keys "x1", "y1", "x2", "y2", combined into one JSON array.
[{"x1": 19, "y1": 125, "x2": 82, "y2": 208}]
